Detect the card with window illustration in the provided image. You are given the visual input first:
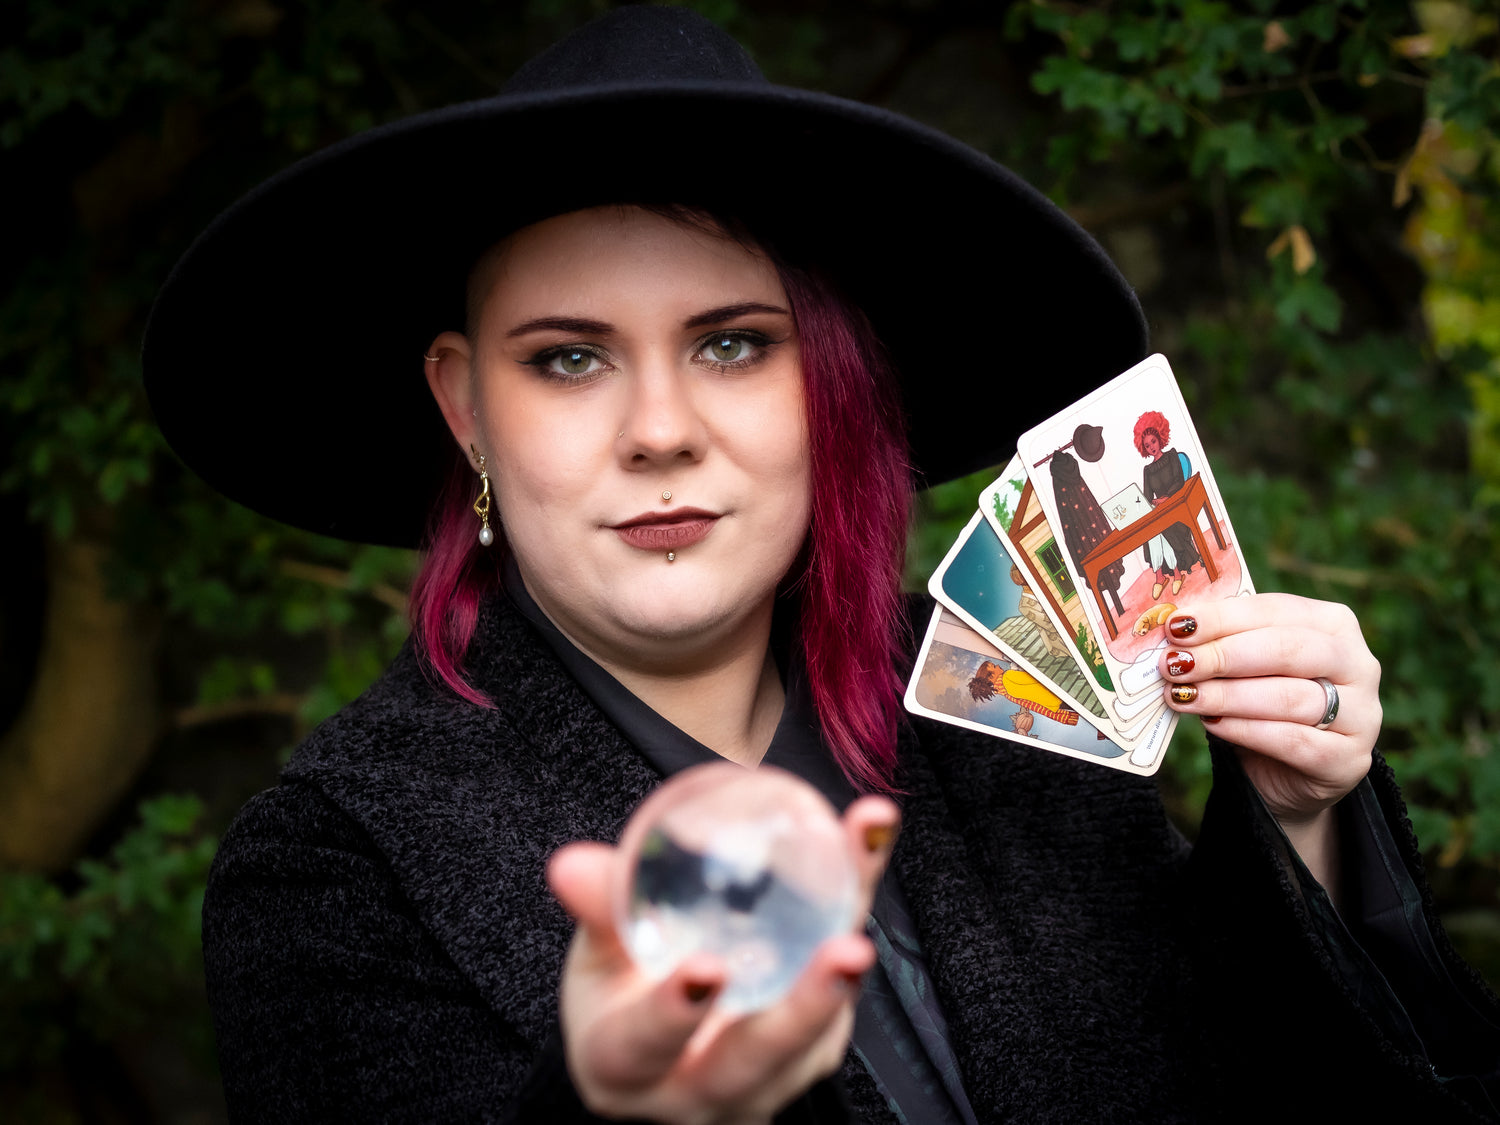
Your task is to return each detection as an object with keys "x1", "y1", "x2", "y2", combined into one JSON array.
[
  {"x1": 926, "y1": 510, "x2": 1174, "y2": 759},
  {"x1": 980, "y1": 455, "x2": 1165, "y2": 731},
  {"x1": 904, "y1": 603, "x2": 1172, "y2": 775},
  {"x1": 1016, "y1": 354, "x2": 1254, "y2": 696}
]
